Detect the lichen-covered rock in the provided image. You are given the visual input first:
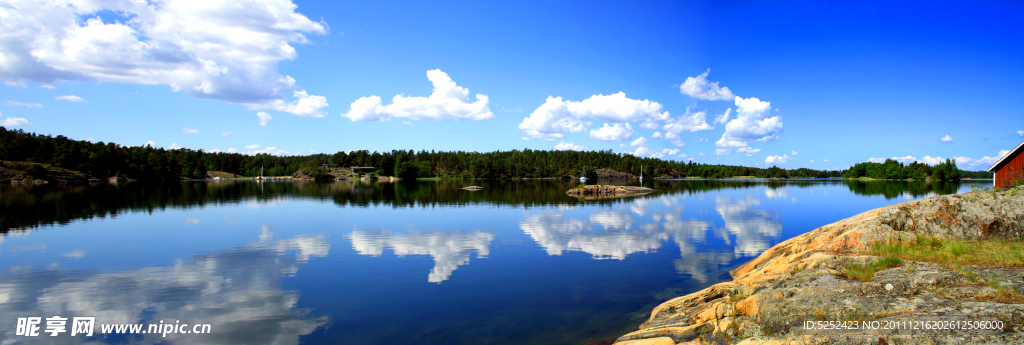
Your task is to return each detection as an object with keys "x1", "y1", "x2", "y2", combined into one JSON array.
[{"x1": 614, "y1": 186, "x2": 1024, "y2": 345}]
